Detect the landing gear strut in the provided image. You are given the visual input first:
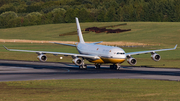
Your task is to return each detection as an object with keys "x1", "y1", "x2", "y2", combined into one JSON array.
[
  {"x1": 79, "y1": 59, "x2": 87, "y2": 70},
  {"x1": 95, "y1": 64, "x2": 101, "y2": 69},
  {"x1": 110, "y1": 63, "x2": 121, "y2": 70},
  {"x1": 79, "y1": 65, "x2": 87, "y2": 69},
  {"x1": 116, "y1": 63, "x2": 121, "y2": 70}
]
